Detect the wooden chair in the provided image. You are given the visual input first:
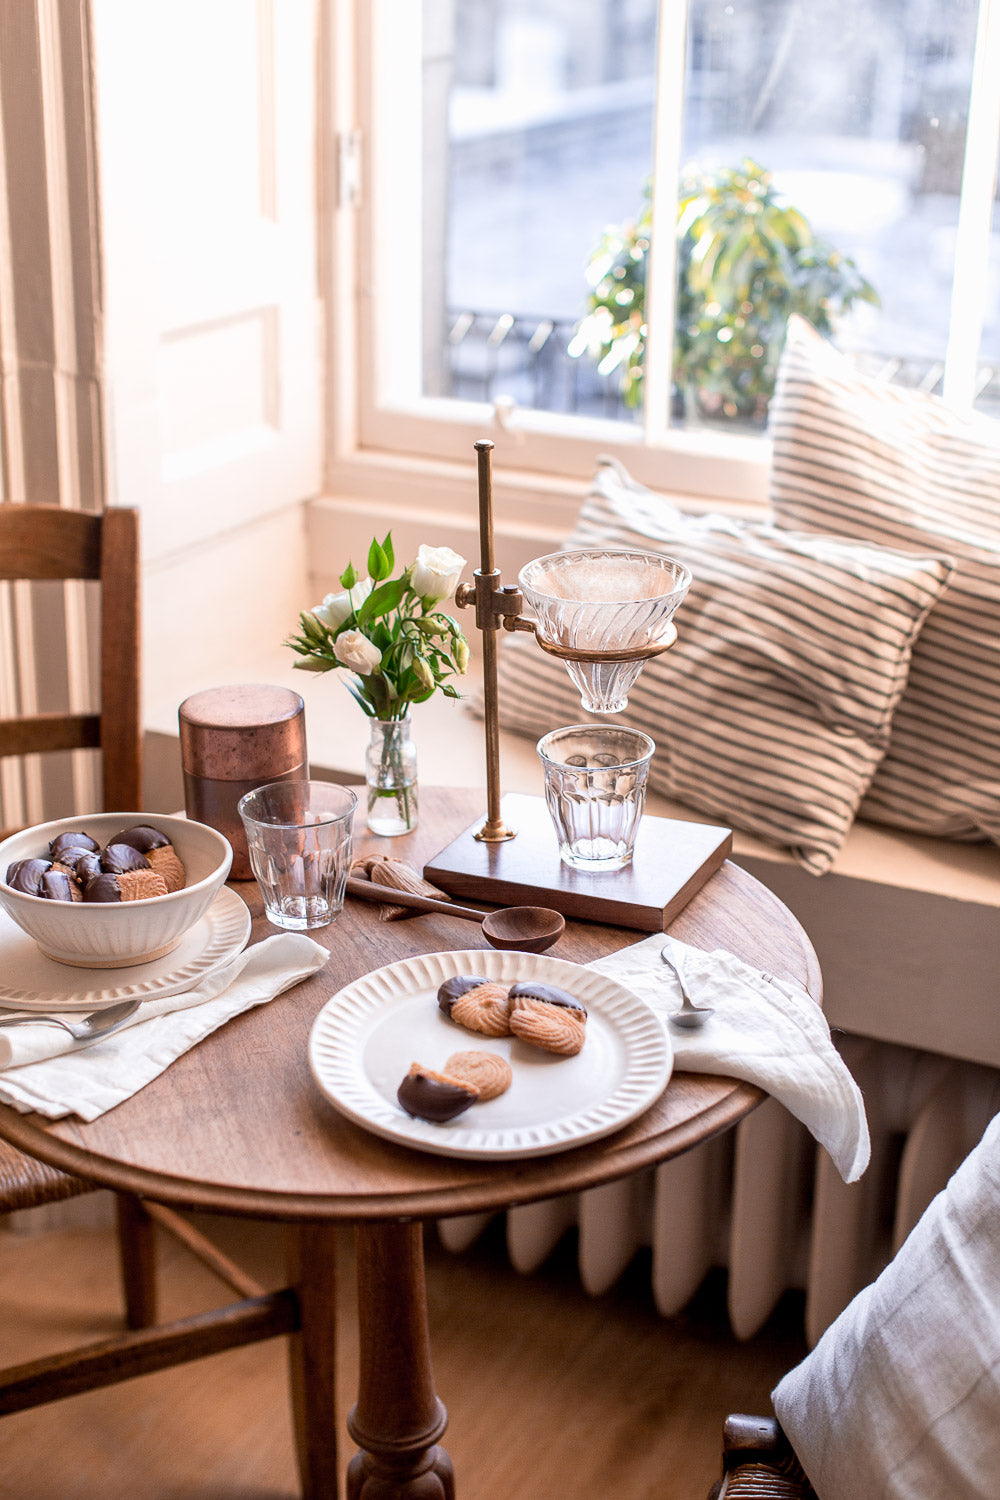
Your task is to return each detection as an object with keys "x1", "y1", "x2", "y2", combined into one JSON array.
[
  {"x1": 0, "y1": 505, "x2": 150, "y2": 1318},
  {"x1": 708, "y1": 1415, "x2": 817, "y2": 1498},
  {"x1": 0, "y1": 504, "x2": 292, "y2": 1416}
]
